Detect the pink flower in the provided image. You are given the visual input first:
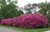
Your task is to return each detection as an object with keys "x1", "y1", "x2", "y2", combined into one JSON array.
[{"x1": 1, "y1": 14, "x2": 48, "y2": 29}]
